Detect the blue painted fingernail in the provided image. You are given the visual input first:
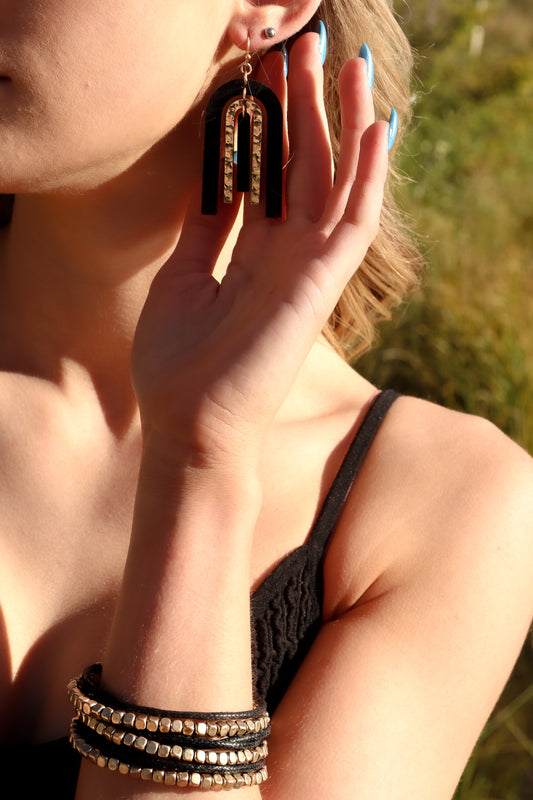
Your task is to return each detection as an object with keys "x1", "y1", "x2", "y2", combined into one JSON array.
[
  {"x1": 281, "y1": 42, "x2": 289, "y2": 77},
  {"x1": 358, "y1": 43, "x2": 374, "y2": 90},
  {"x1": 273, "y1": 41, "x2": 289, "y2": 78},
  {"x1": 388, "y1": 108, "x2": 398, "y2": 152},
  {"x1": 316, "y1": 20, "x2": 327, "y2": 66}
]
